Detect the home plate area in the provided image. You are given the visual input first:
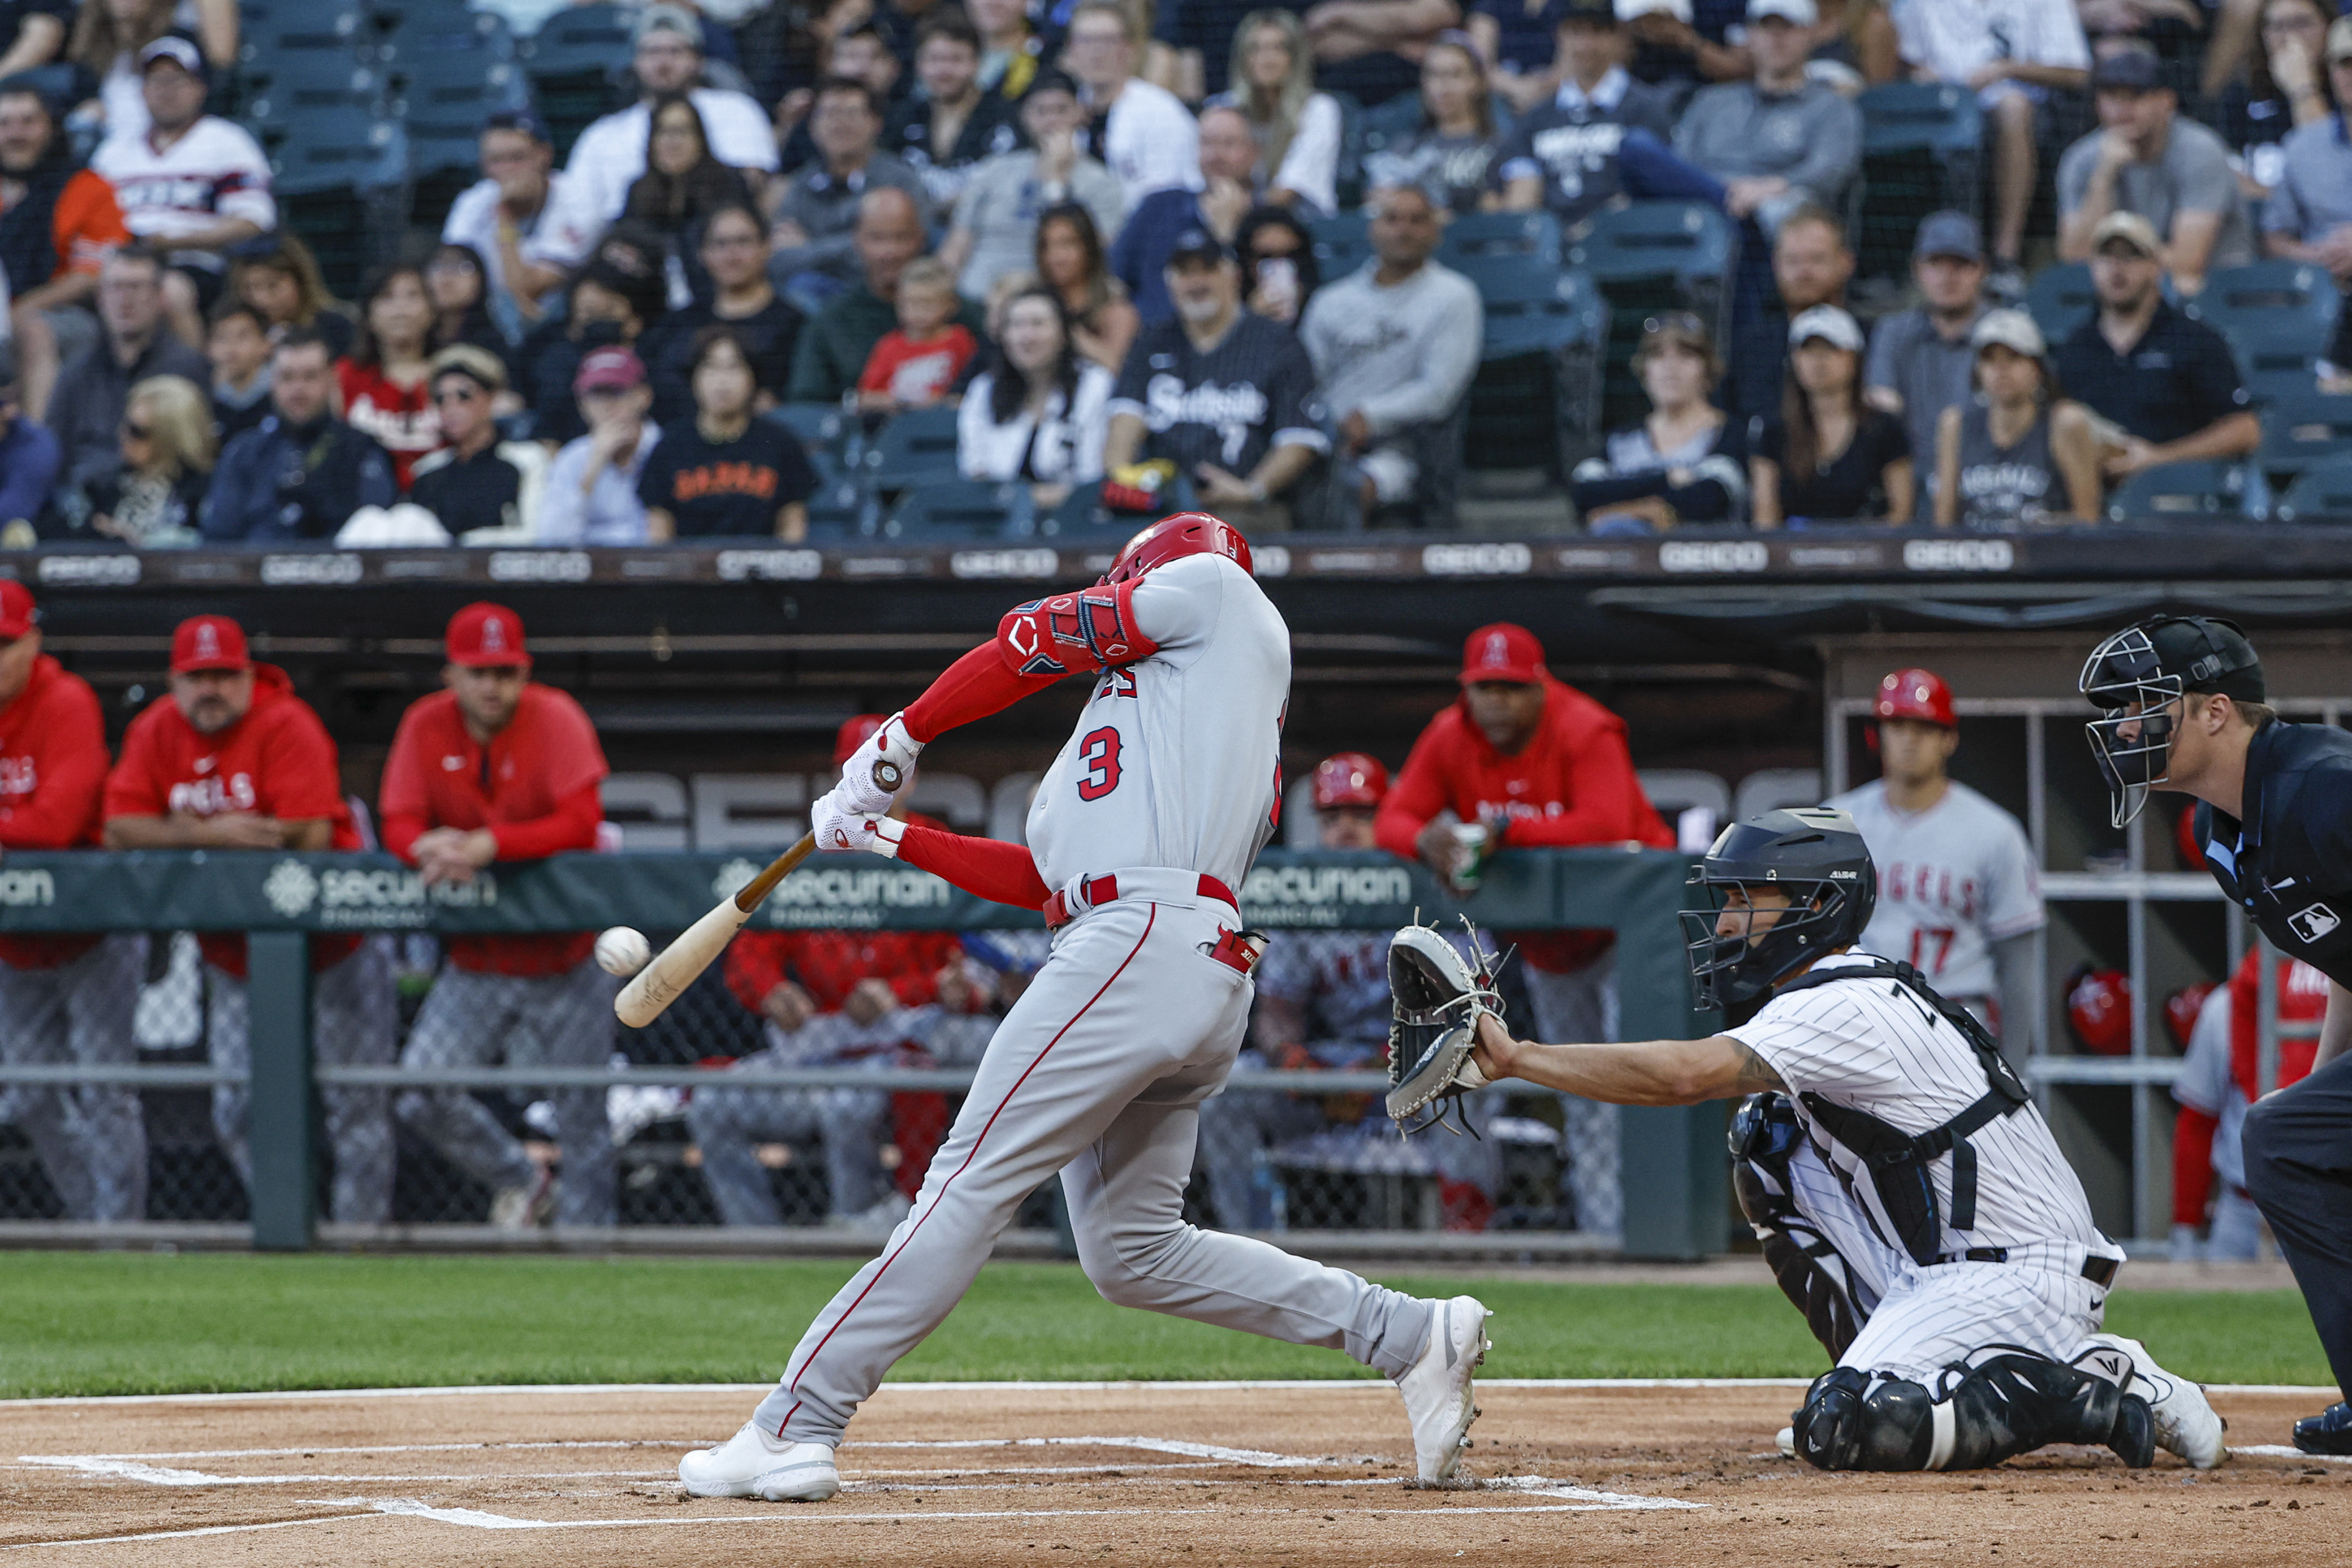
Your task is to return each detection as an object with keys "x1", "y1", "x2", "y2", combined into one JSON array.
[{"x1": 3, "y1": 1383, "x2": 2345, "y2": 1566}]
